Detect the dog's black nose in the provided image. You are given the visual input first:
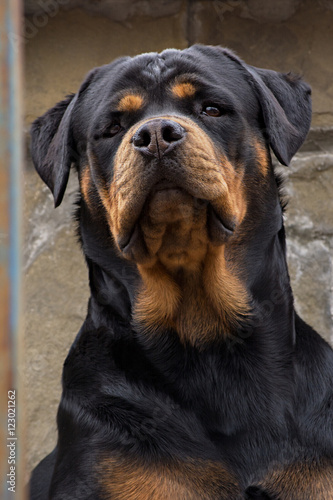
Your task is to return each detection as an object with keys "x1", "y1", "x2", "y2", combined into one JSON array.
[{"x1": 132, "y1": 119, "x2": 186, "y2": 158}]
